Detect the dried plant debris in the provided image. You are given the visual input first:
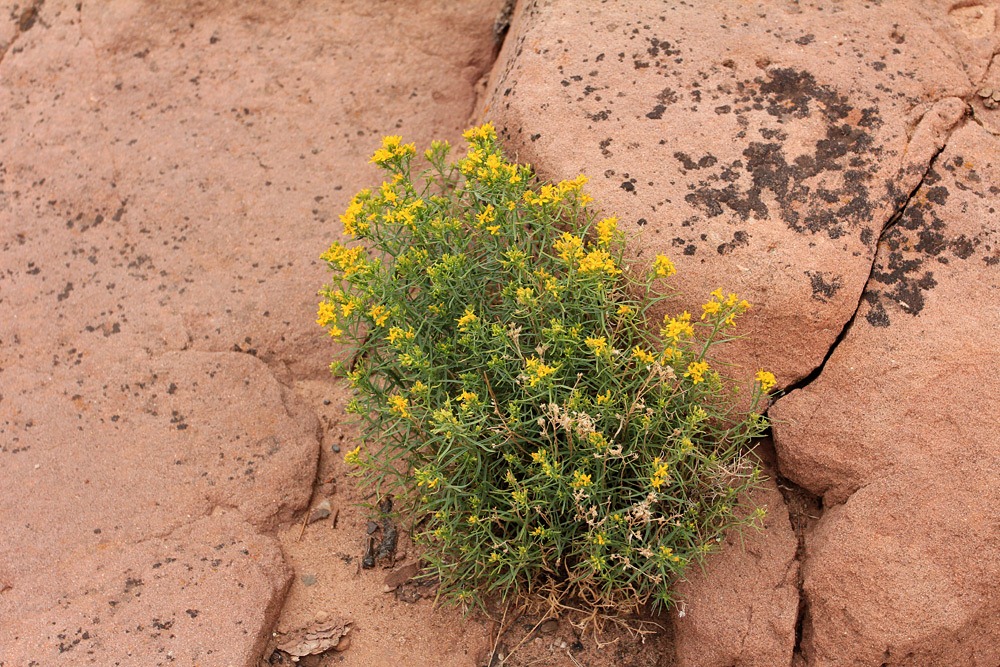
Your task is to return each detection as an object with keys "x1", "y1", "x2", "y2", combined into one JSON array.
[
  {"x1": 271, "y1": 613, "x2": 352, "y2": 661},
  {"x1": 362, "y1": 496, "x2": 398, "y2": 569}
]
